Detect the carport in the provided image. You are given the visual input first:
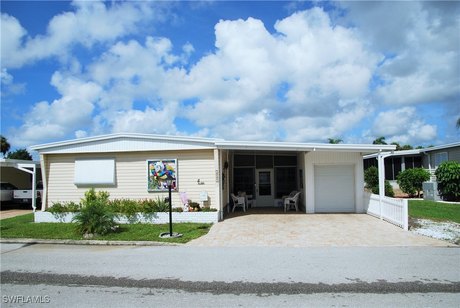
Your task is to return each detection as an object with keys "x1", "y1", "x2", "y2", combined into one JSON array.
[
  {"x1": 216, "y1": 141, "x2": 396, "y2": 215},
  {"x1": 0, "y1": 159, "x2": 41, "y2": 211}
]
